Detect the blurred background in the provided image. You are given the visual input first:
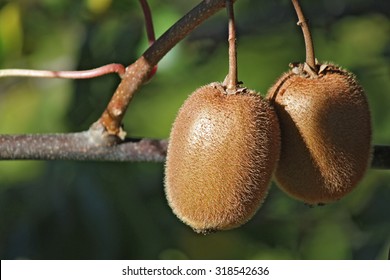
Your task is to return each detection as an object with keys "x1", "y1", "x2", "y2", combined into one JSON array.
[{"x1": 0, "y1": 0, "x2": 389, "y2": 259}]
